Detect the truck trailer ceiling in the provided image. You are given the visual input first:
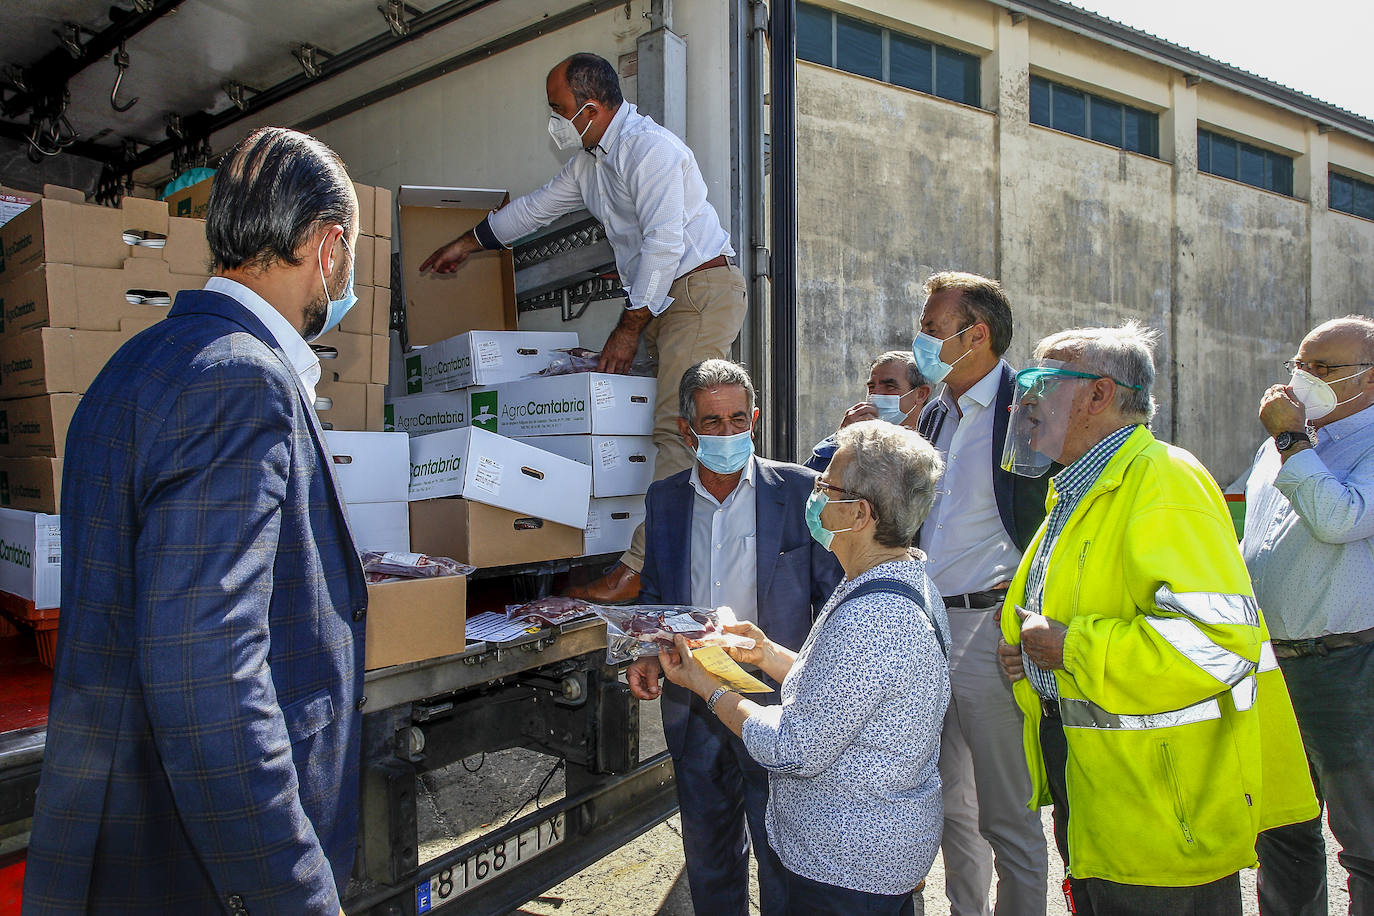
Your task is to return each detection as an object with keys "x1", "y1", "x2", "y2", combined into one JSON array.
[{"x1": 2, "y1": 0, "x2": 611, "y2": 193}]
